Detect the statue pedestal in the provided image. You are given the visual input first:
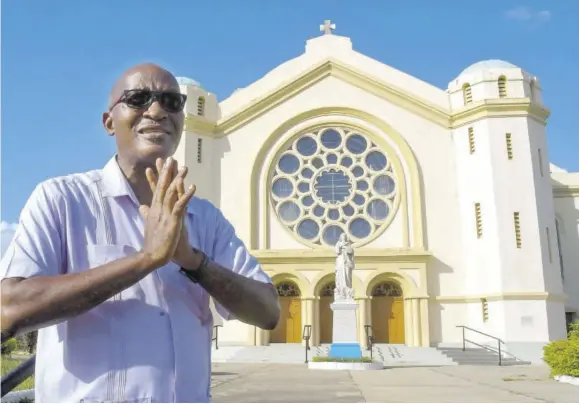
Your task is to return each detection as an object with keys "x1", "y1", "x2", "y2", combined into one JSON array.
[{"x1": 329, "y1": 300, "x2": 362, "y2": 359}]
